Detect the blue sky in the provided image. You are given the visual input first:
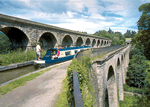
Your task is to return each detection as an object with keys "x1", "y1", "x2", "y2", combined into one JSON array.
[{"x1": 0, "y1": 0, "x2": 149, "y2": 35}]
